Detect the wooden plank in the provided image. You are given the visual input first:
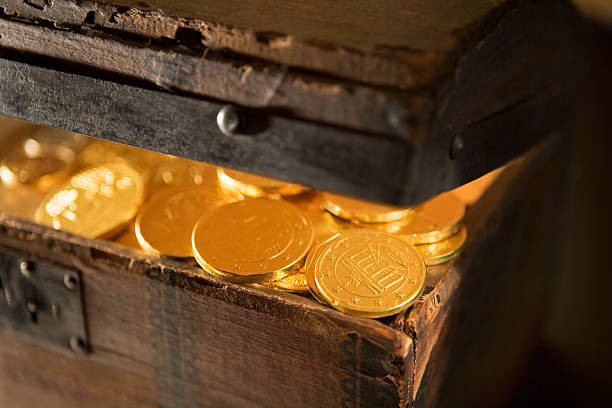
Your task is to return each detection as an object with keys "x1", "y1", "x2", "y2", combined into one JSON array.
[
  {"x1": 0, "y1": 328, "x2": 157, "y2": 408},
  {"x1": 0, "y1": 58, "x2": 421, "y2": 204},
  {"x1": 0, "y1": 0, "x2": 583, "y2": 206},
  {"x1": 0, "y1": 0, "x2": 519, "y2": 88},
  {"x1": 398, "y1": 0, "x2": 582, "y2": 202},
  {"x1": 407, "y1": 138, "x2": 573, "y2": 407},
  {"x1": 0, "y1": 17, "x2": 419, "y2": 138},
  {"x1": 0, "y1": 215, "x2": 414, "y2": 408}
]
